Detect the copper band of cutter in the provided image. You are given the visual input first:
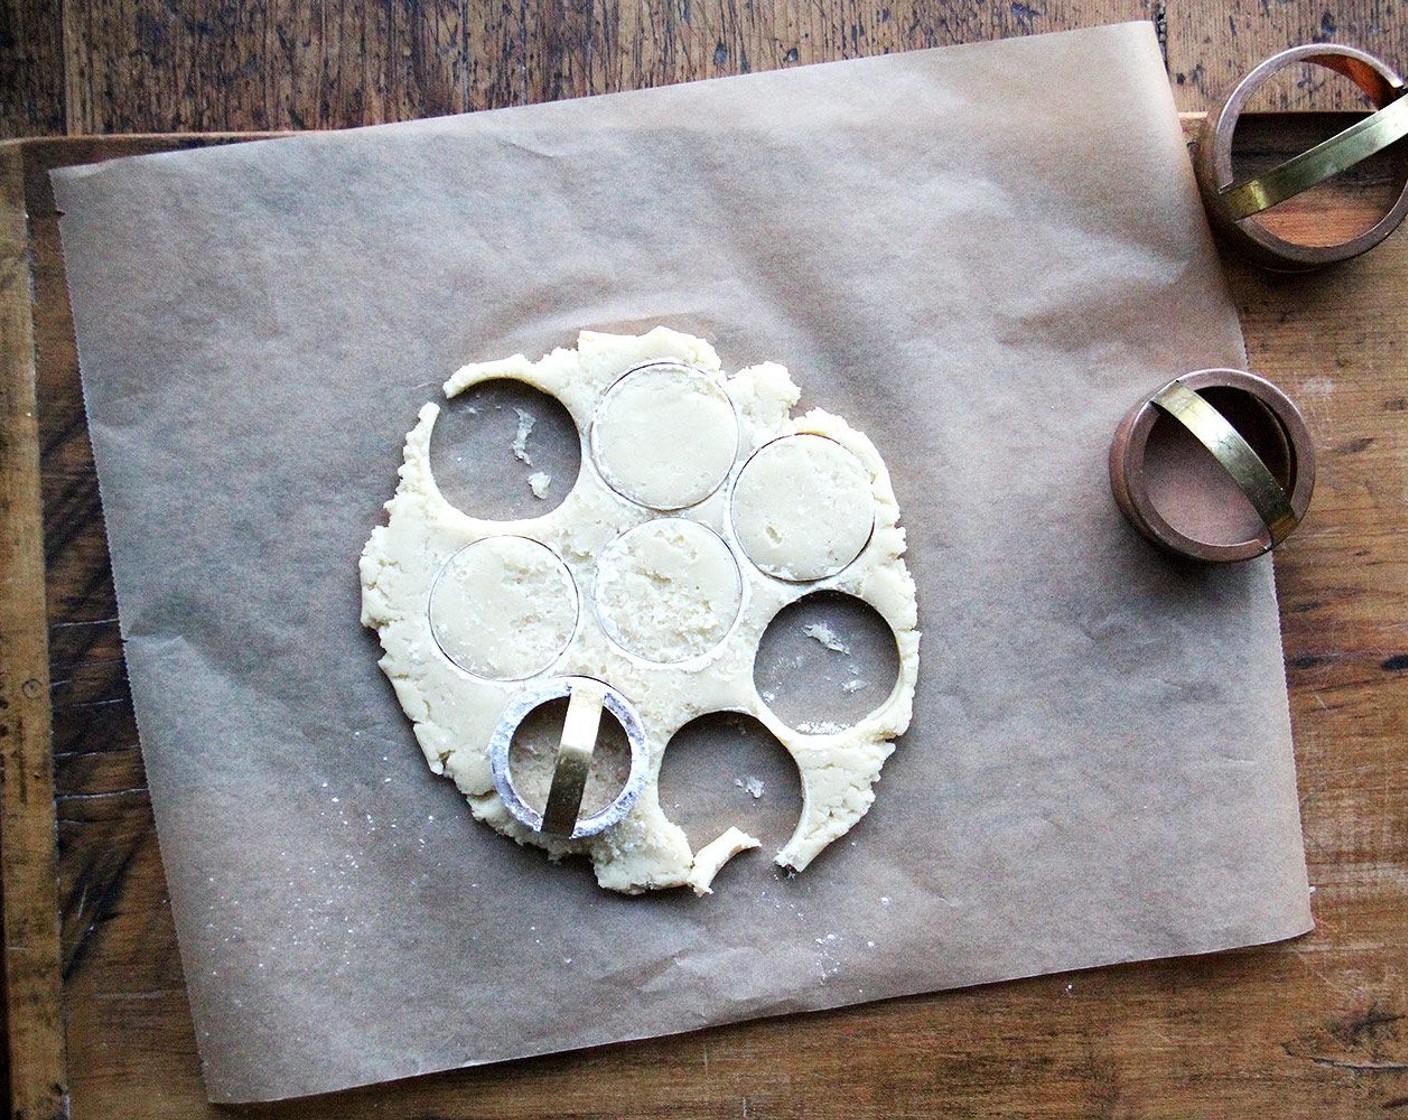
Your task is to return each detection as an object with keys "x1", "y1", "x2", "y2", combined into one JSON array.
[{"x1": 1151, "y1": 380, "x2": 1299, "y2": 546}]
